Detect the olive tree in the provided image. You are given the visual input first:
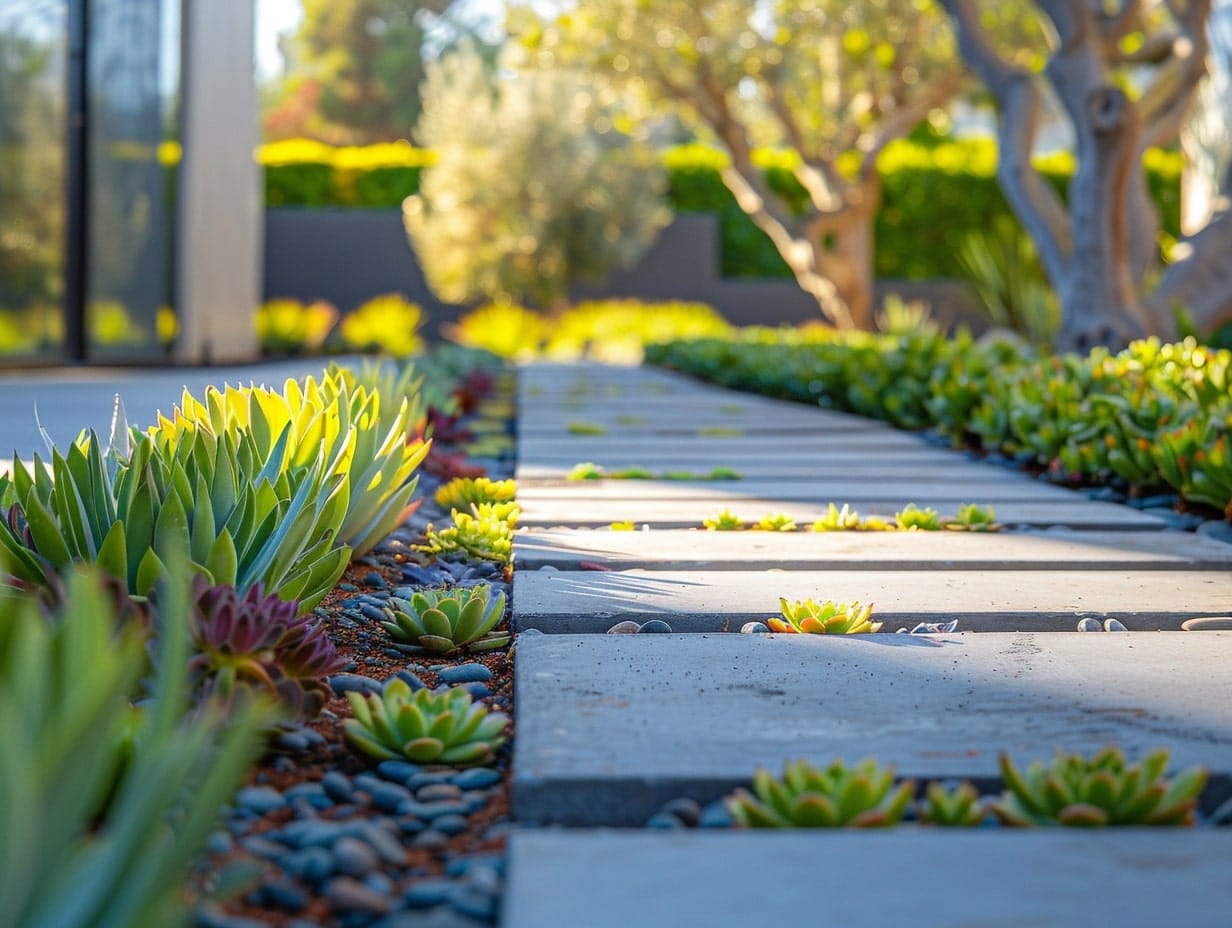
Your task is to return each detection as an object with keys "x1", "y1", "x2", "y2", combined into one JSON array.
[
  {"x1": 942, "y1": 0, "x2": 1232, "y2": 350},
  {"x1": 403, "y1": 42, "x2": 670, "y2": 310},
  {"x1": 514, "y1": 1, "x2": 967, "y2": 330}
]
